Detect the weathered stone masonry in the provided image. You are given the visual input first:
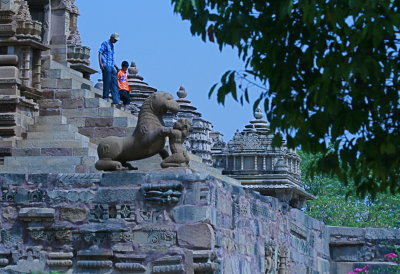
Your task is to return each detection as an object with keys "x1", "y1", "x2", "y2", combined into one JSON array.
[{"x1": 0, "y1": 170, "x2": 398, "y2": 273}]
